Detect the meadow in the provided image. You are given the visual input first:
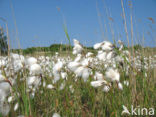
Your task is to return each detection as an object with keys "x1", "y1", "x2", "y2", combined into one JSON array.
[
  {"x1": 0, "y1": 39, "x2": 155, "y2": 117},
  {"x1": 0, "y1": 0, "x2": 156, "y2": 117}
]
